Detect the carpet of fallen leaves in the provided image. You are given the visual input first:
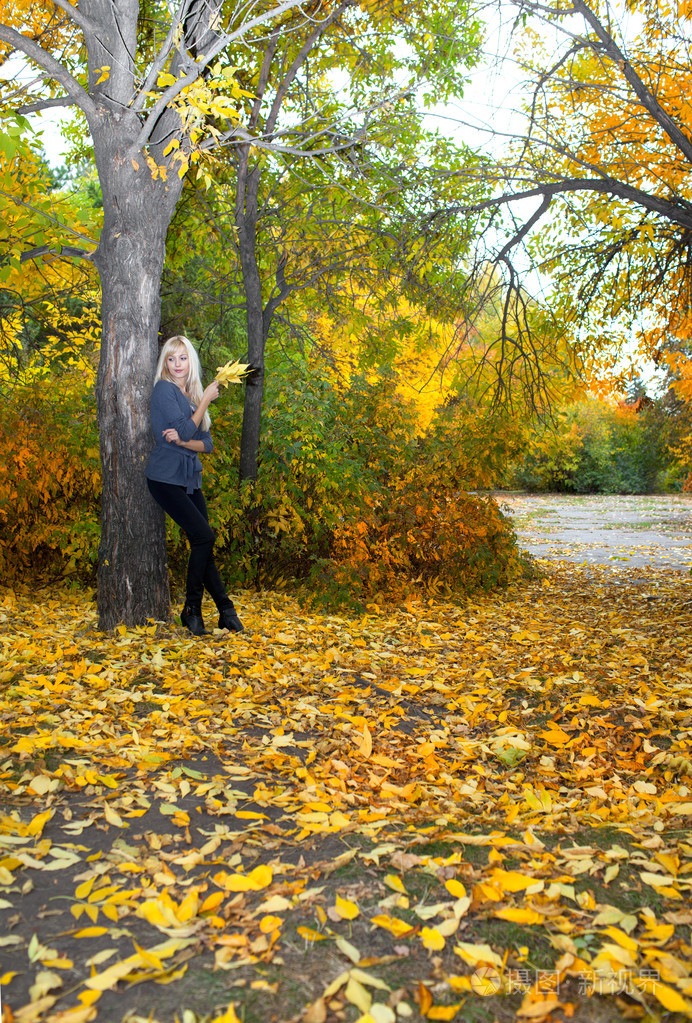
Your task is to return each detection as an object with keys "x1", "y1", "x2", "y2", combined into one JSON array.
[{"x1": 1, "y1": 563, "x2": 692, "y2": 1023}]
